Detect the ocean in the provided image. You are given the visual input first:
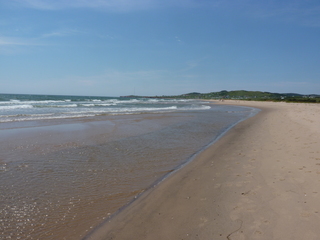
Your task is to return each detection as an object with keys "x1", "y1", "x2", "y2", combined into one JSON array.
[
  {"x1": 0, "y1": 93, "x2": 210, "y2": 124},
  {"x1": 0, "y1": 93, "x2": 259, "y2": 239}
]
